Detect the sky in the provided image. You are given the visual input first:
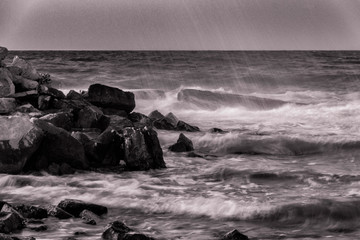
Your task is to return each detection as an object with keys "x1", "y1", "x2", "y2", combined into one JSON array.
[{"x1": 0, "y1": 0, "x2": 360, "y2": 50}]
